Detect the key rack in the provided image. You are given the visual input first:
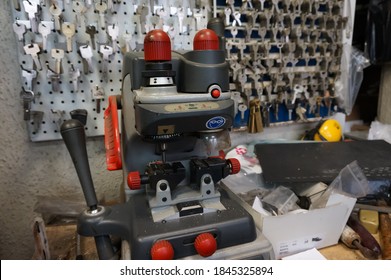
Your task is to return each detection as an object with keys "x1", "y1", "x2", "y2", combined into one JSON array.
[
  {"x1": 11, "y1": 0, "x2": 211, "y2": 141},
  {"x1": 11, "y1": 0, "x2": 353, "y2": 141},
  {"x1": 219, "y1": 0, "x2": 354, "y2": 129}
]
